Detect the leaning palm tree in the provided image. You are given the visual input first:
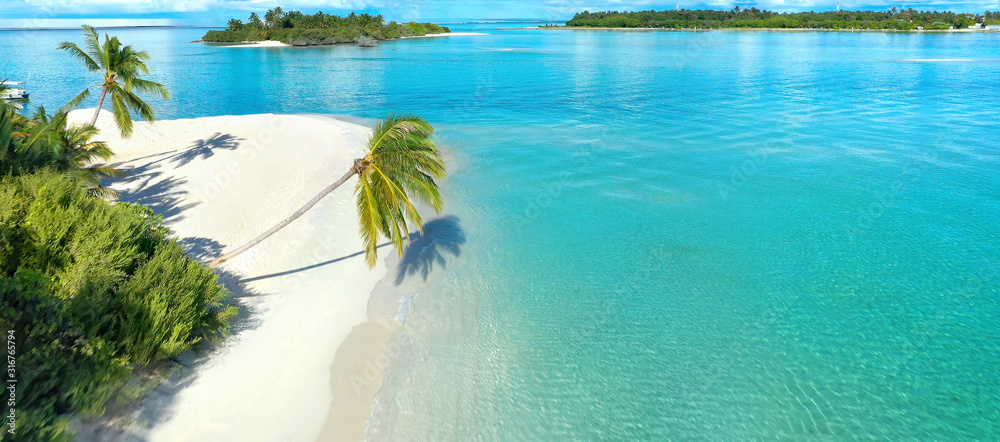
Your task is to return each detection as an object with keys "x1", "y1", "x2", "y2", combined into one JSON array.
[
  {"x1": 59, "y1": 25, "x2": 170, "y2": 137},
  {"x1": 208, "y1": 114, "x2": 446, "y2": 268}
]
